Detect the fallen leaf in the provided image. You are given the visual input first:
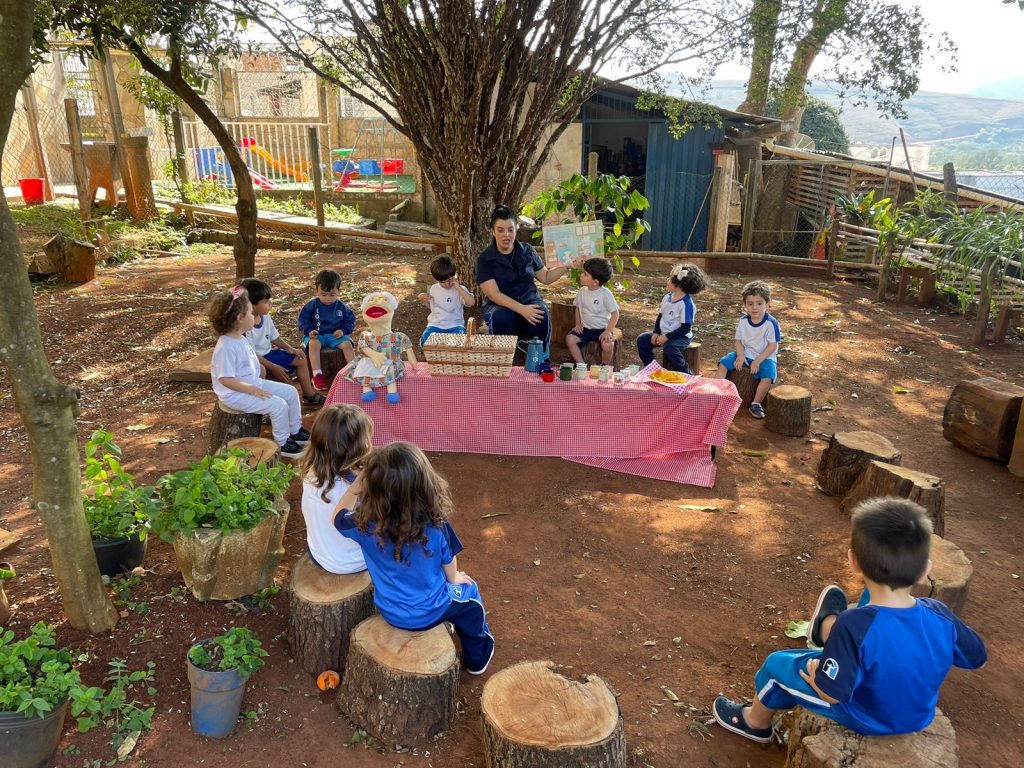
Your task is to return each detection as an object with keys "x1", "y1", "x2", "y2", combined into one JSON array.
[
  {"x1": 677, "y1": 504, "x2": 720, "y2": 512},
  {"x1": 126, "y1": 424, "x2": 152, "y2": 431},
  {"x1": 740, "y1": 449, "x2": 769, "y2": 458},
  {"x1": 893, "y1": 387, "x2": 913, "y2": 394},
  {"x1": 480, "y1": 512, "x2": 509, "y2": 520},
  {"x1": 785, "y1": 620, "x2": 810, "y2": 639},
  {"x1": 532, "y1": 559, "x2": 541, "y2": 566},
  {"x1": 643, "y1": 640, "x2": 657, "y2": 646},
  {"x1": 116, "y1": 731, "x2": 141, "y2": 760},
  {"x1": 812, "y1": 405, "x2": 834, "y2": 412},
  {"x1": 664, "y1": 689, "x2": 680, "y2": 702},
  {"x1": 573, "y1": 573, "x2": 585, "y2": 579}
]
